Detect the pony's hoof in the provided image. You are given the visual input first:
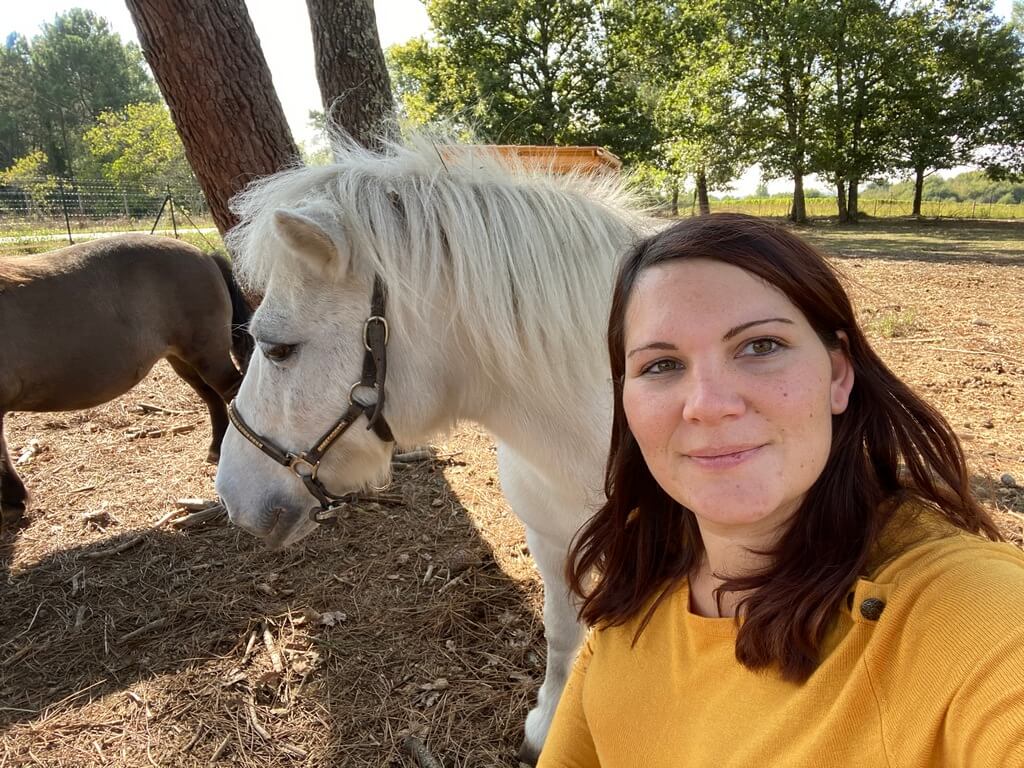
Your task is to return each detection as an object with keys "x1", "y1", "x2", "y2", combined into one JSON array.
[
  {"x1": 206, "y1": 448, "x2": 221, "y2": 465},
  {"x1": 517, "y1": 739, "x2": 541, "y2": 767}
]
